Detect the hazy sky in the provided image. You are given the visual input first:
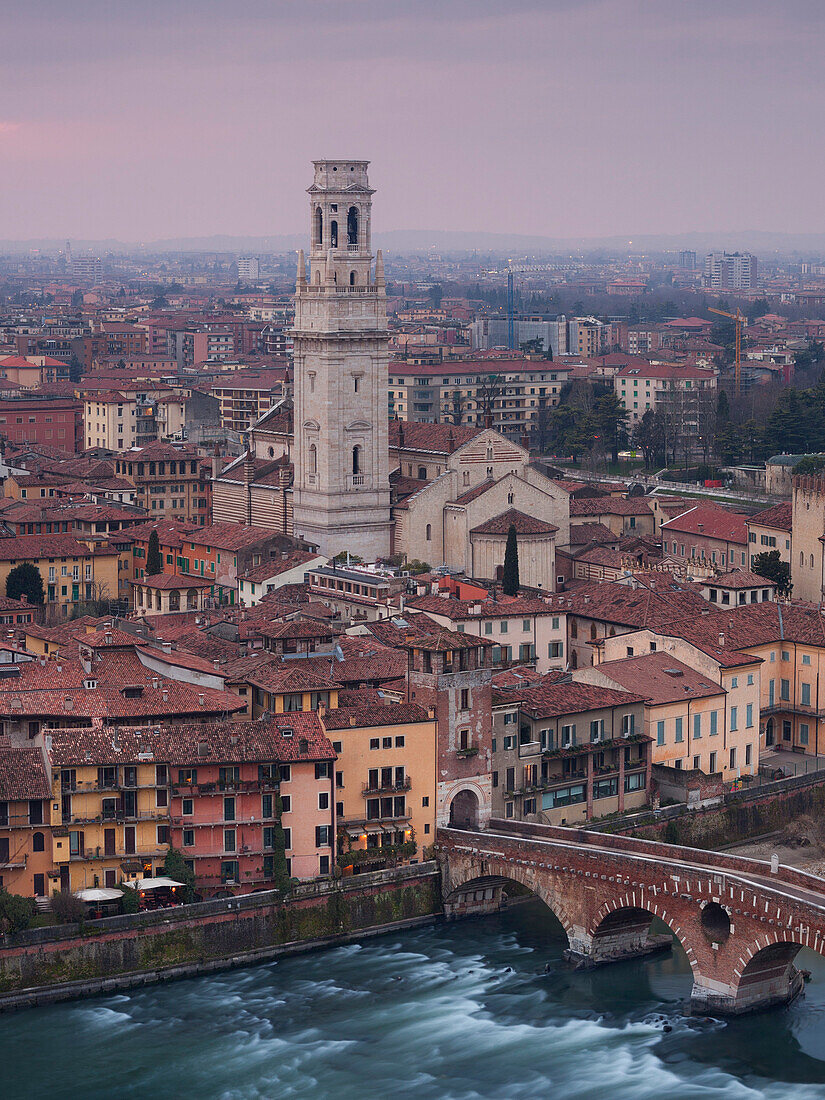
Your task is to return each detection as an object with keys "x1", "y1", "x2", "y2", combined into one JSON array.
[{"x1": 3, "y1": 0, "x2": 824, "y2": 241}]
